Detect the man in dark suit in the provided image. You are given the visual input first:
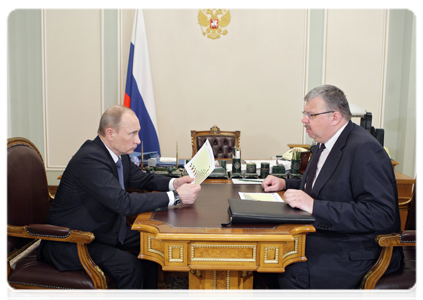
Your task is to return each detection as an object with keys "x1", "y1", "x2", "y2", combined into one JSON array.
[
  {"x1": 38, "y1": 105, "x2": 201, "y2": 289},
  {"x1": 262, "y1": 85, "x2": 403, "y2": 289}
]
